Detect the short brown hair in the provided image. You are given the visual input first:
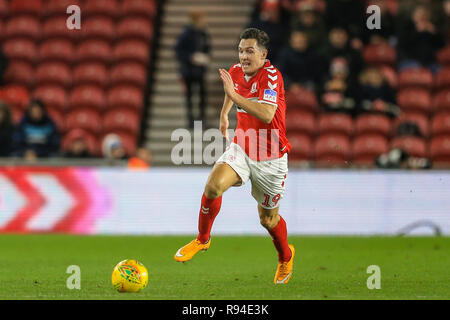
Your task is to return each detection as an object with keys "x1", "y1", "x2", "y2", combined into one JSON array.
[{"x1": 239, "y1": 28, "x2": 270, "y2": 50}]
